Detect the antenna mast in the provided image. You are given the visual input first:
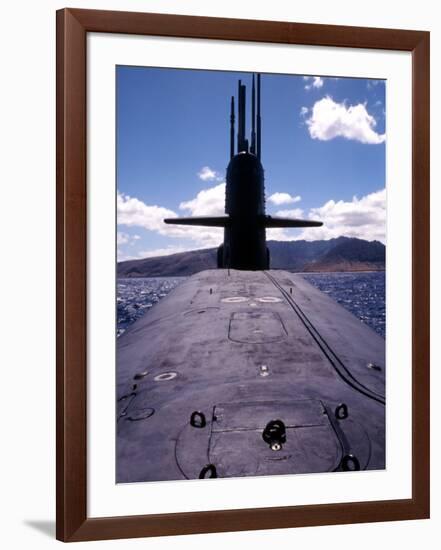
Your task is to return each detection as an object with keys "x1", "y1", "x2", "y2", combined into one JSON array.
[
  {"x1": 230, "y1": 96, "x2": 235, "y2": 159},
  {"x1": 237, "y1": 81, "x2": 247, "y2": 153},
  {"x1": 251, "y1": 74, "x2": 256, "y2": 155},
  {"x1": 256, "y1": 74, "x2": 261, "y2": 160}
]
